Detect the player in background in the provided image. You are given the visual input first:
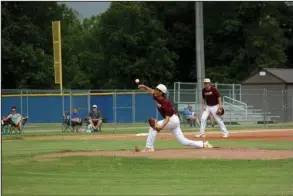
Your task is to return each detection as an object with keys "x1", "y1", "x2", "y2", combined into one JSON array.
[
  {"x1": 138, "y1": 83, "x2": 213, "y2": 152},
  {"x1": 196, "y1": 78, "x2": 229, "y2": 138}
]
